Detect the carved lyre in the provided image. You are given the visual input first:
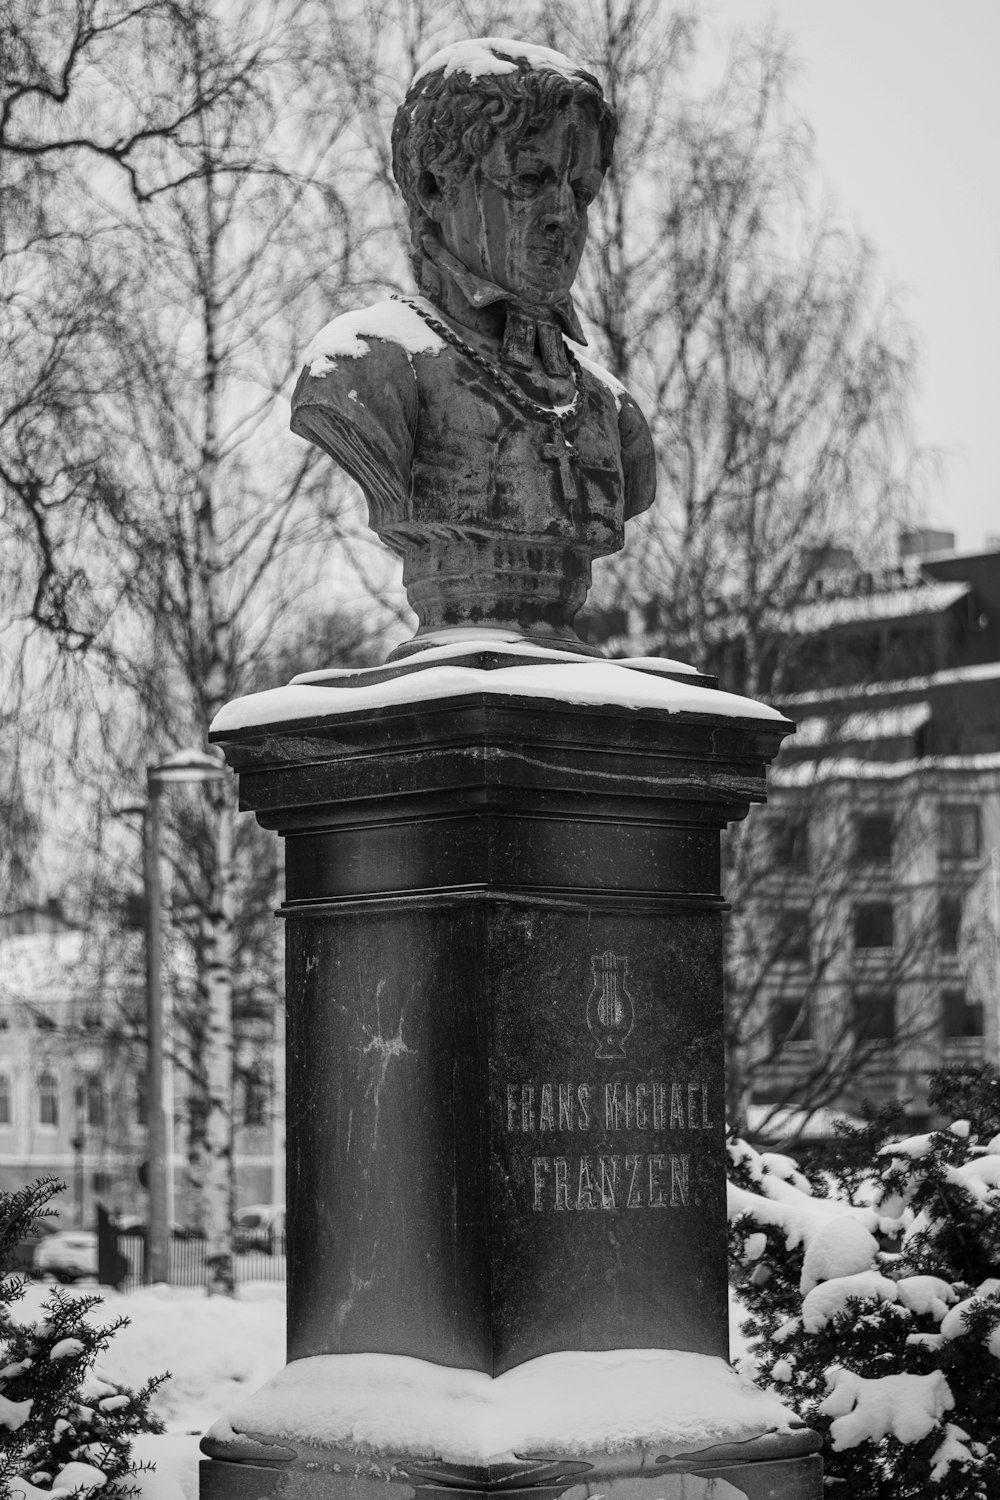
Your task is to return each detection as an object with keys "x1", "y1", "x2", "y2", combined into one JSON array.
[{"x1": 587, "y1": 950, "x2": 635, "y2": 1060}]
